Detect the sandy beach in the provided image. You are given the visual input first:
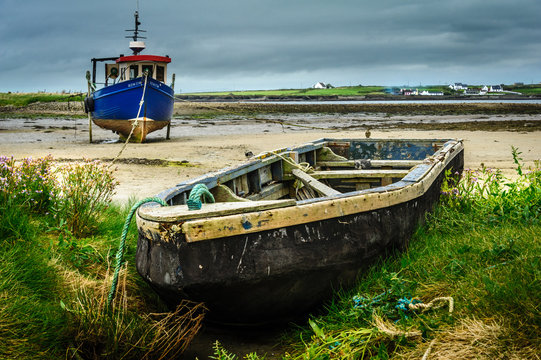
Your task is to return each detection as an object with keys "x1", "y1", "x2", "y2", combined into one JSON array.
[{"x1": 0, "y1": 110, "x2": 540, "y2": 202}]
